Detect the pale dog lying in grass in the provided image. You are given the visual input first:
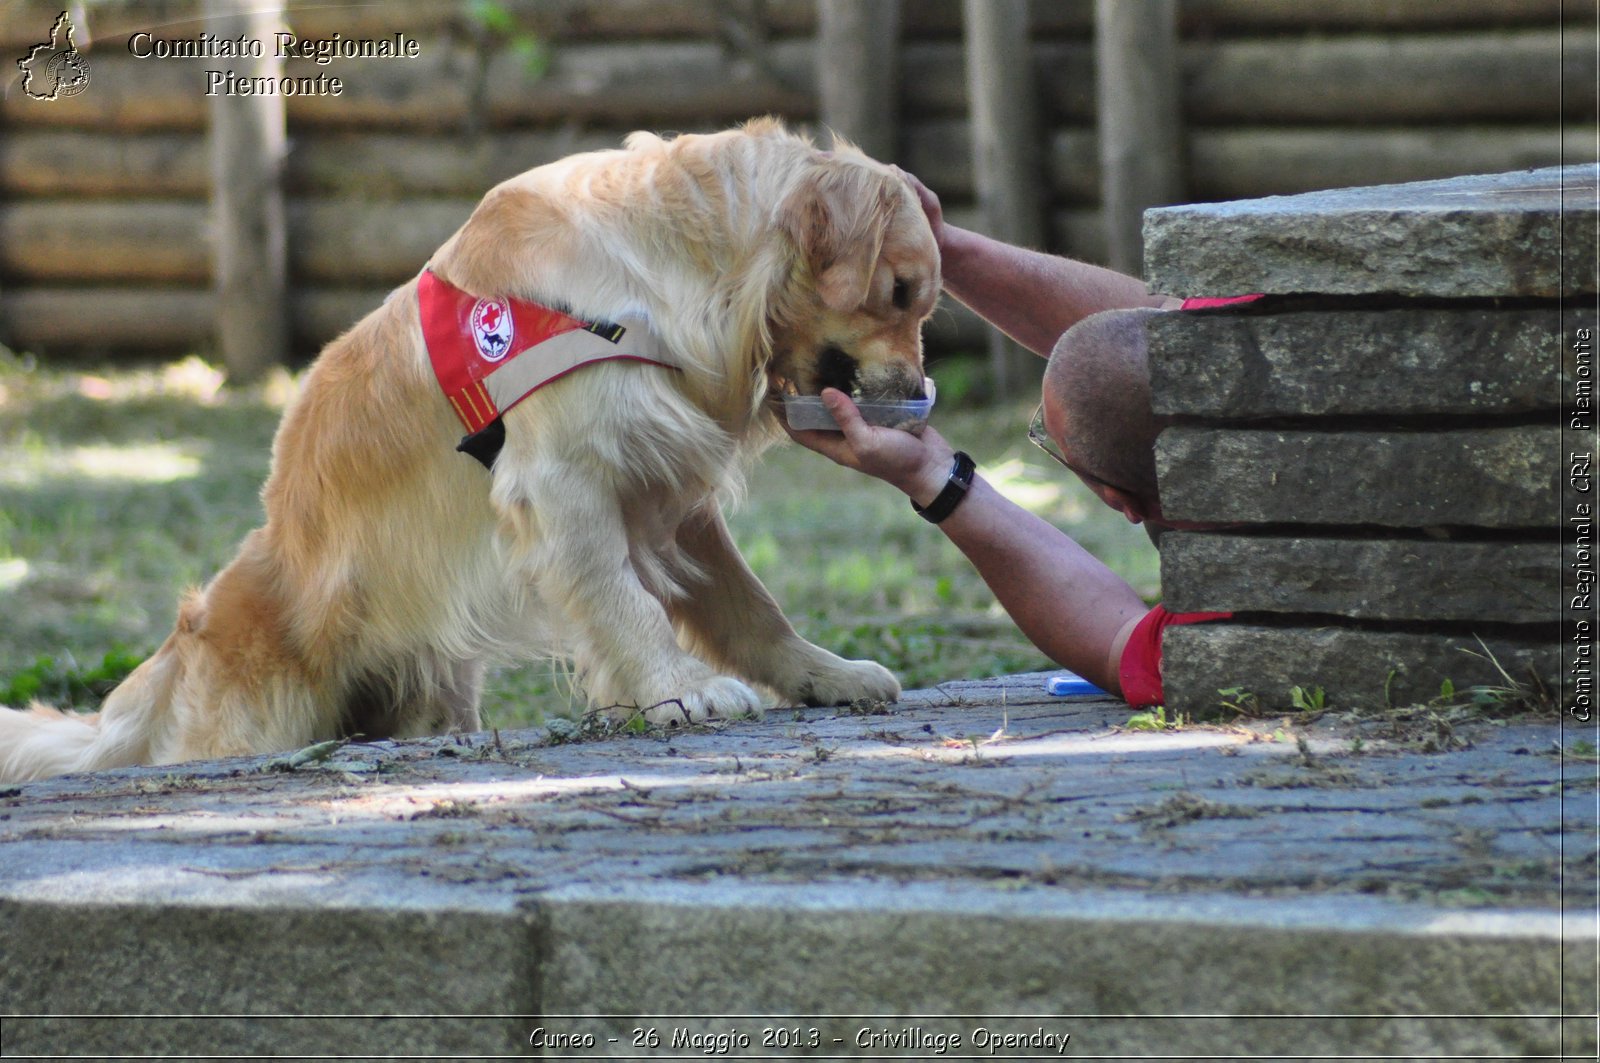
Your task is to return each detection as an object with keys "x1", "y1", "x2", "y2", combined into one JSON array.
[{"x1": 0, "y1": 118, "x2": 940, "y2": 783}]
